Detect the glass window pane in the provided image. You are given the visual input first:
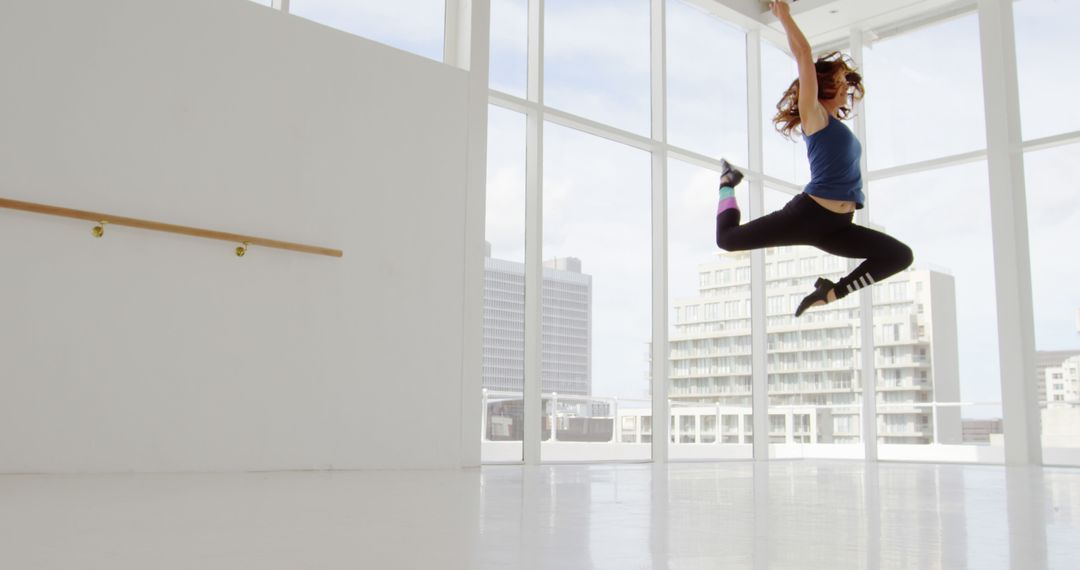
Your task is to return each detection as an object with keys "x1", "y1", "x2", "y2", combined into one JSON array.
[
  {"x1": 482, "y1": 105, "x2": 527, "y2": 463},
  {"x1": 289, "y1": 0, "x2": 445, "y2": 62},
  {"x1": 541, "y1": 122, "x2": 652, "y2": 461},
  {"x1": 870, "y1": 162, "x2": 1004, "y2": 463},
  {"x1": 863, "y1": 14, "x2": 985, "y2": 170},
  {"x1": 764, "y1": 189, "x2": 864, "y2": 458},
  {"x1": 762, "y1": 40, "x2": 810, "y2": 185},
  {"x1": 544, "y1": 0, "x2": 651, "y2": 136},
  {"x1": 667, "y1": 158, "x2": 752, "y2": 460},
  {"x1": 490, "y1": 0, "x2": 527, "y2": 97},
  {"x1": 1026, "y1": 143, "x2": 1080, "y2": 466},
  {"x1": 1015, "y1": 0, "x2": 1080, "y2": 140},
  {"x1": 666, "y1": 0, "x2": 748, "y2": 163}
]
